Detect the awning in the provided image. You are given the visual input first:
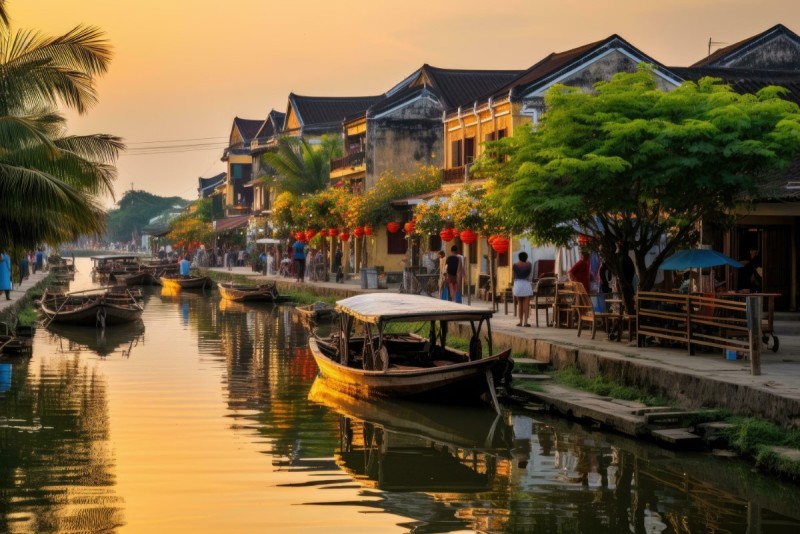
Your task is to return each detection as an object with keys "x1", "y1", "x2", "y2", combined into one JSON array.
[{"x1": 212, "y1": 215, "x2": 250, "y2": 233}]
